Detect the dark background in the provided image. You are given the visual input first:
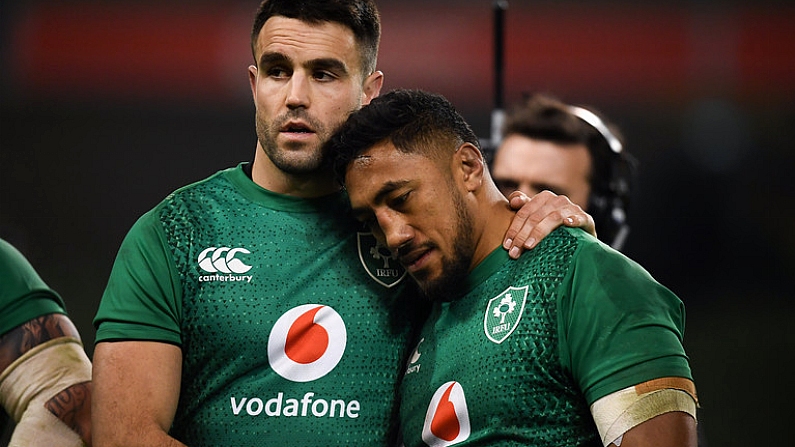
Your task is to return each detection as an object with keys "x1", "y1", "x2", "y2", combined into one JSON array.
[{"x1": 1, "y1": 1, "x2": 793, "y2": 445}]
